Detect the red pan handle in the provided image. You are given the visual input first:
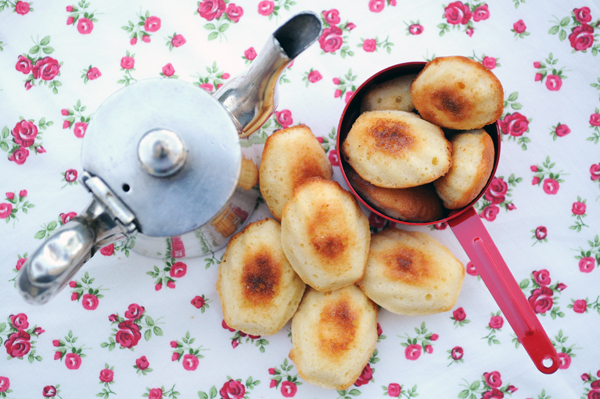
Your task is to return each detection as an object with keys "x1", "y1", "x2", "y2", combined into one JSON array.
[{"x1": 448, "y1": 207, "x2": 559, "y2": 374}]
